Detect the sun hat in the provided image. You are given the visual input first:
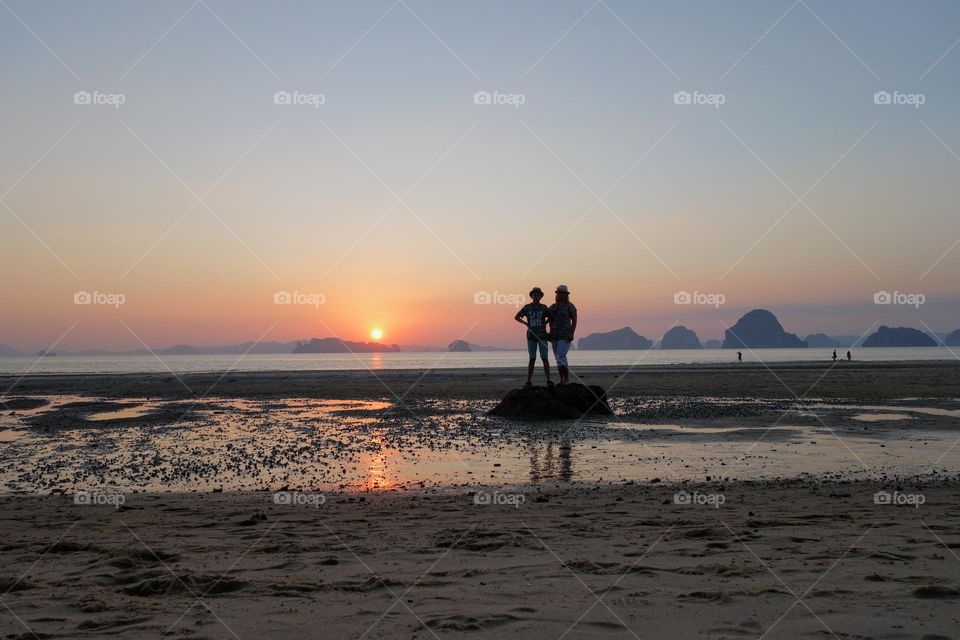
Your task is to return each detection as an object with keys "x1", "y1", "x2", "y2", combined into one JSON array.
[
  {"x1": 555, "y1": 284, "x2": 570, "y2": 294},
  {"x1": 530, "y1": 287, "x2": 543, "y2": 296}
]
